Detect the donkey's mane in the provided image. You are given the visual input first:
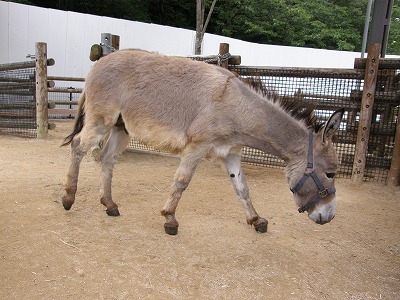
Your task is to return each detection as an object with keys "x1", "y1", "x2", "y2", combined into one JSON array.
[
  {"x1": 279, "y1": 99, "x2": 324, "y2": 132},
  {"x1": 239, "y1": 76, "x2": 324, "y2": 132}
]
